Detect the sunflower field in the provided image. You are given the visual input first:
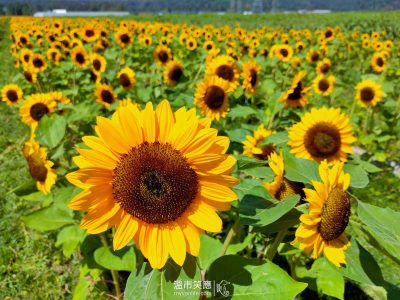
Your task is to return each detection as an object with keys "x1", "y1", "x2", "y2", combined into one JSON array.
[{"x1": 1, "y1": 12, "x2": 400, "y2": 300}]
